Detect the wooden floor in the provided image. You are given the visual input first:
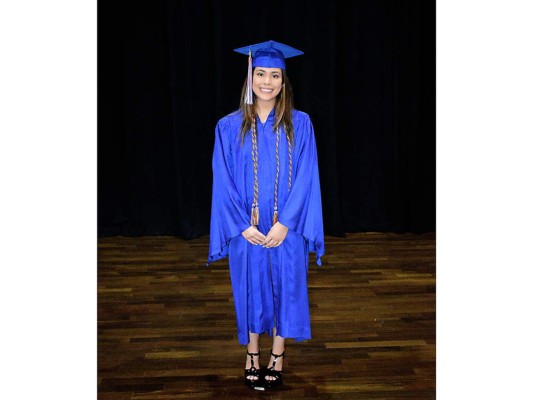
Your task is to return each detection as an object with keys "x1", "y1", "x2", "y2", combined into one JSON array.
[{"x1": 98, "y1": 232, "x2": 436, "y2": 399}]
